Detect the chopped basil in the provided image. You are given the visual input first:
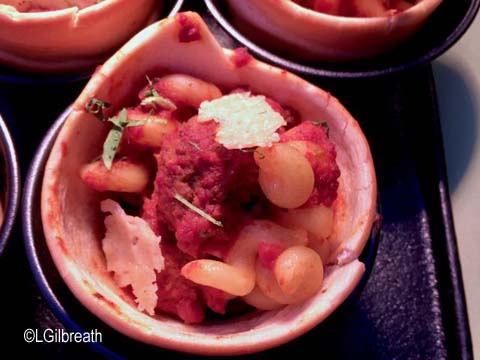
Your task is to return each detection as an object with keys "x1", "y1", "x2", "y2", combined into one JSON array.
[
  {"x1": 144, "y1": 75, "x2": 160, "y2": 98},
  {"x1": 88, "y1": 92, "x2": 171, "y2": 170},
  {"x1": 108, "y1": 108, "x2": 129, "y2": 127},
  {"x1": 99, "y1": 108, "x2": 160, "y2": 170},
  {"x1": 85, "y1": 98, "x2": 110, "y2": 121},
  {"x1": 188, "y1": 141, "x2": 201, "y2": 150},
  {"x1": 140, "y1": 96, "x2": 177, "y2": 110},
  {"x1": 174, "y1": 193, "x2": 223, "y2": 227},
  {"x1": 101, "y1": 109, "x2": 128, "y2": 170},
  {"x1": 127, "y1": 118, "x2": 167, "y2": 127},
  {"x1": 102, "y1": 124, "x2": 123, "y2": 170},
  {"x1": 142, "y1": 76, "x2": 177, "y2": 110}
]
